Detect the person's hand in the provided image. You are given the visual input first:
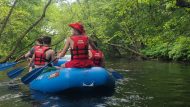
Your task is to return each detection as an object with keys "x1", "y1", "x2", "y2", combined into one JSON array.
[
  {"x1": 54, "y1": 66, "x2": 61, "y2": 70},
  {"x1": 28, "y1": 63, "x2": 31, "y2": 67},
  {"x1": 53, "y1": 56, "x2": 60, "y2": 64},
  {"x1": 56, "y1": 55, "x2": 61, "y2": 59}
]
